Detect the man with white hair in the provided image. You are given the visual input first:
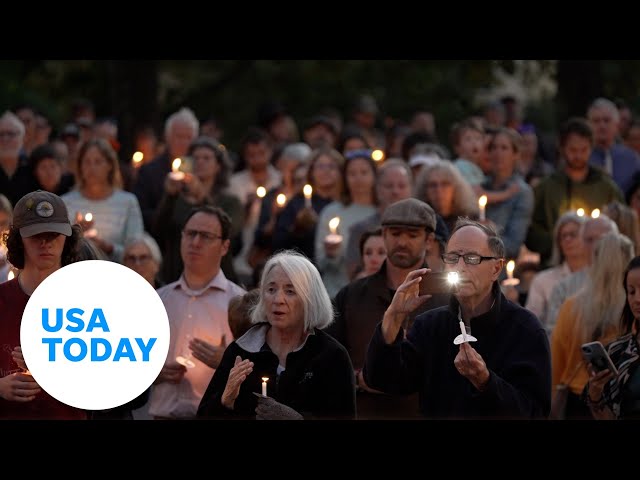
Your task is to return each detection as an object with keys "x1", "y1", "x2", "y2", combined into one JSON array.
[
  {"x1": 587, "y1": 97, "x2": 640, "y2": 194},
  {"x1": 133, "y1": 107, "x2": 199, "y2": 231}
]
